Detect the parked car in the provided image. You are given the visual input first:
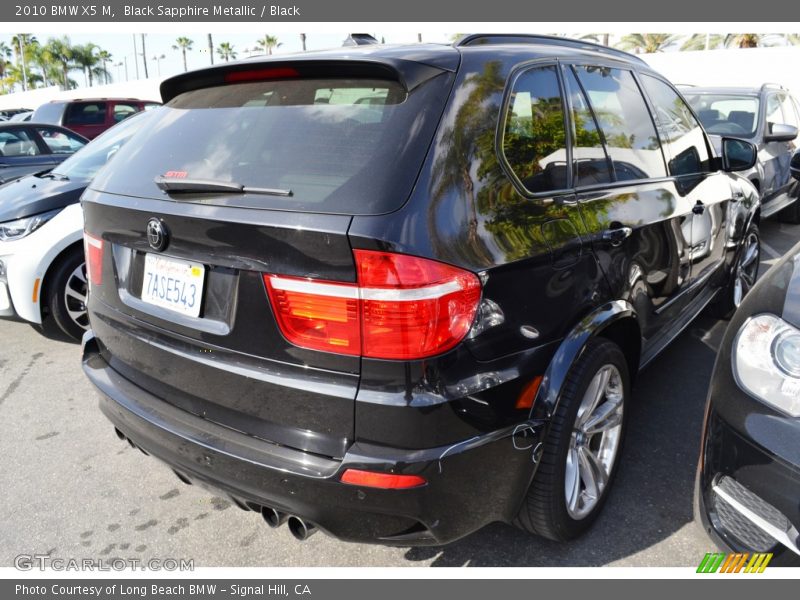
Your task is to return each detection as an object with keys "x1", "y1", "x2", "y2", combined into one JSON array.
[
  {"x1": 32, "y1": 98, "x2": 160, "y2": 140},
  {"x1": 9, "y1": 111, "x2": 34, "y2": 122},
  {"x1": 683, "y1": 84, "x2": 800, "y2": 222},
  {"x1": 0, "y1": 122, "x2": 88, "y2": 185},
  {"x1": 0, "y1": 108, "x2": 33, "y2": 120},
  {"x1": 81, "y1": 34, "x2": 761, "y2": 545},
  {"x1": 696, "y1": 161, "x2": 800, "y2": 563},
  {"x1": 0, "y1": 111, "x2": 152, "y2": 340}
]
